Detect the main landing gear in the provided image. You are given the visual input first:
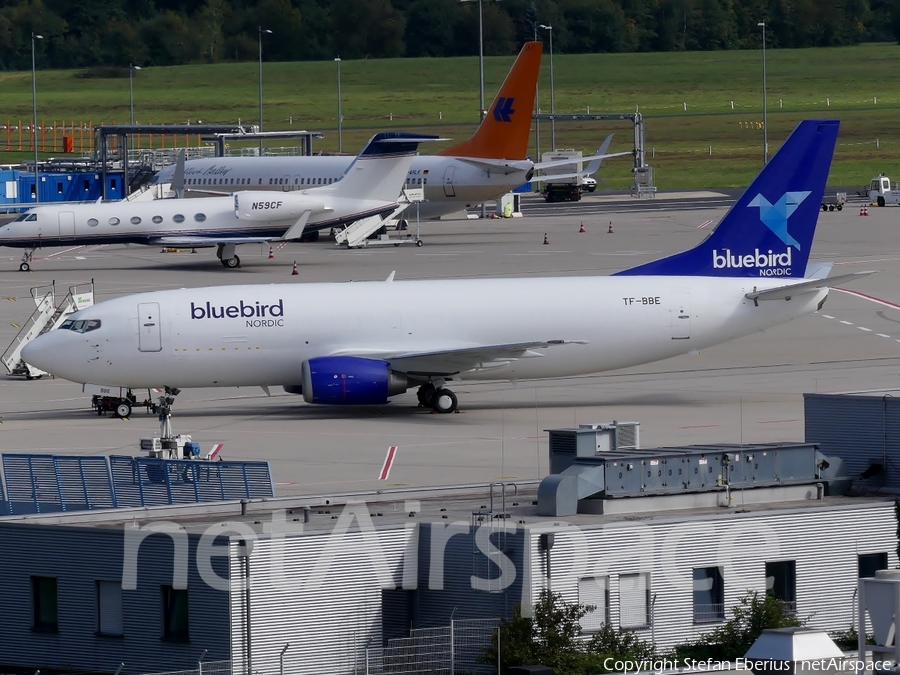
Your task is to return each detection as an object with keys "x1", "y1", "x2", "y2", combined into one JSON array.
[
  {"x1": 216, "y1": 243, "x2": 241, "y2": 269},
  {"x1": 417, "y1": 383, "x2": 459, "y2": 414},
  {"x1": 18, "y1": 249, "x2": 34, "y2": 272}
]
